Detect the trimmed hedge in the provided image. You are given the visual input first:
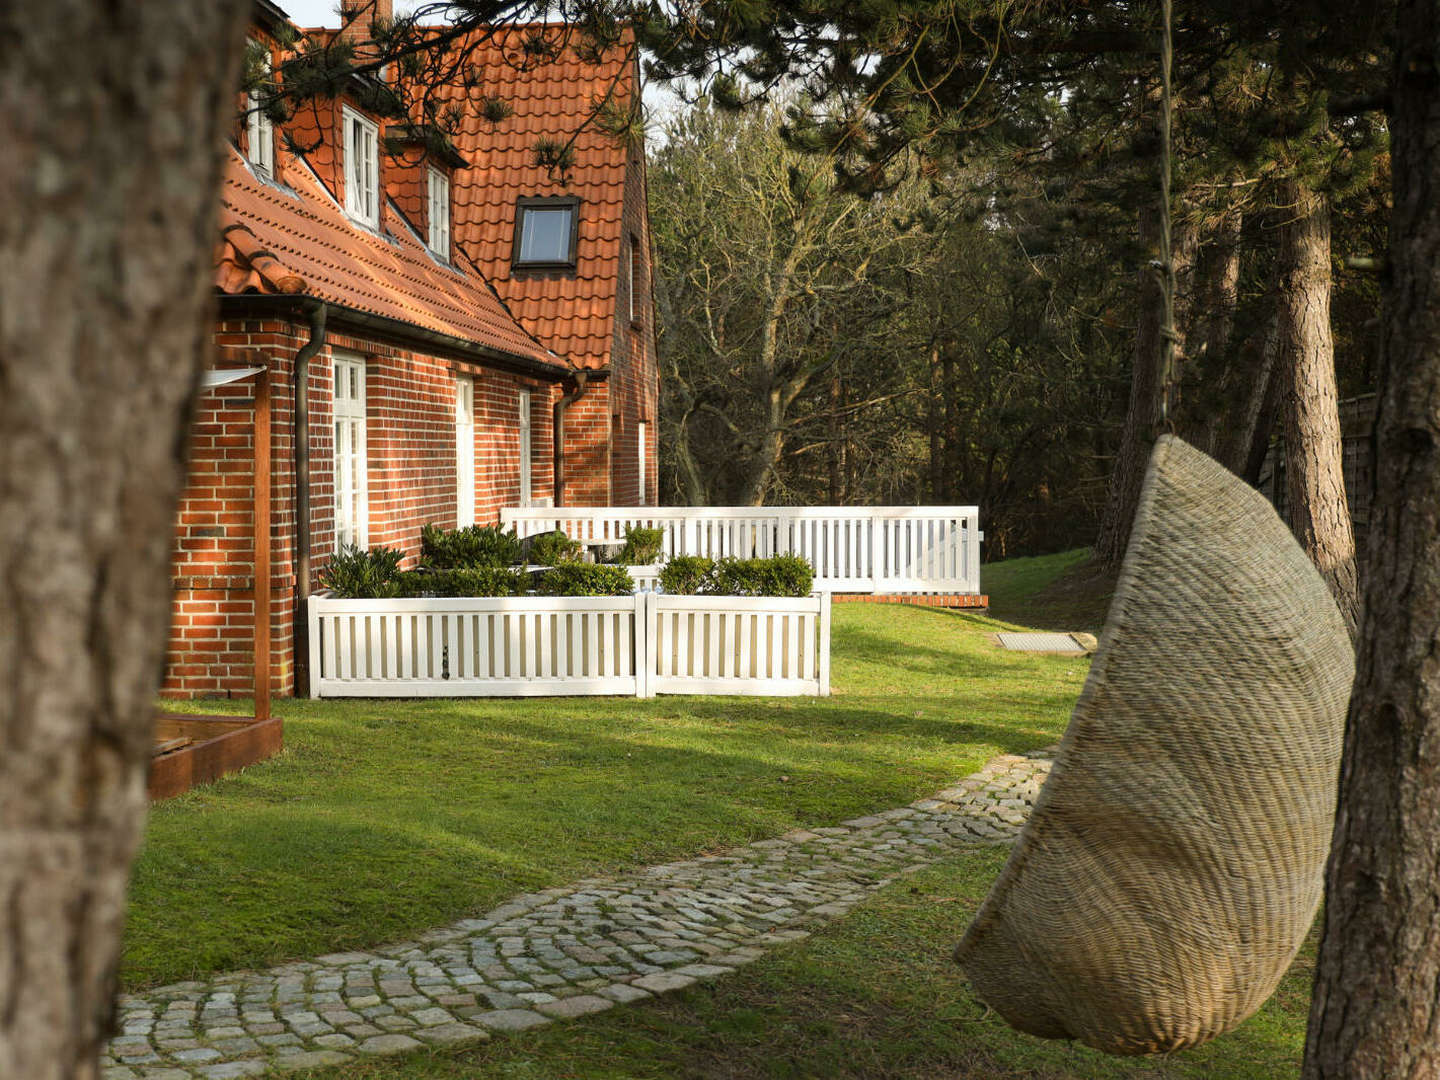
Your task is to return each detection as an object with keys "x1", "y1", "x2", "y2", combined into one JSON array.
[
  {"x1": 657, "y1": 554, "x2": 815, "y2": 597},
  {"x1": 617, "y1": 525, "x2": 664, "y2": 566},
  {"x1": 535, "y1": 563, "x2": 635, "y2": 596},
  {"x1": 658, "y1": 555, "x2": 714, "y2": 595},
  {"x1": 319, "y1": 545, "x2": 404, "y2": 598},
  {"x1": 419, "y1": 523, "x2": 523, "y2": 569},
  {"x1": 705, "y1": 554, "x2": 814, "y2": 597},
  {"x1": 394, "y1": 567, "x2": 529, "y2": 598},
  {"x1": 527, "y1": 529, "x2": 584, "y2": 566}
]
